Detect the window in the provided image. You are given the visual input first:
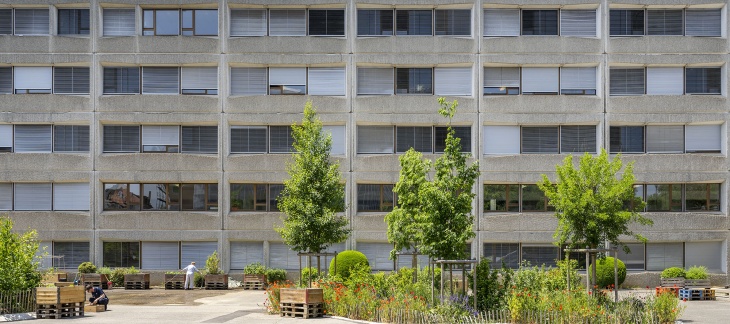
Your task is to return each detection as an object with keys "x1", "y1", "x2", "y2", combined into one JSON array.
[
  {"x1": 230, "y1": 67, "x2": 267, "y2": 95},
  {"x1": 684, "y1": 183, "x2": 721, "y2": 212},
  {"x1": 12, "y1": 9, "x2": 50, "y2": 35},
  {"x1": 0, "y1": 183, "x2": 11, "y2": 210},
  {"x1": 53, "y1": 67, "x2": 90, "y2": 94},
  {"x1": 484, "y1": 125, "x2": 595, "y2": 155},
  {"x1": 485, "y1": 67, "x2": 596, "y2": 96},
  {"x1": 560, "y1": 125, "x2": 597, "y2": 153},
  {"x1": 104, "y1": 183, "x2": 217, "y2": 211},
  {"x1": 483, "y1": 67, "x2": 520, "y2": 95},
  {"x1": 521, "y1": 126, "x2": 559, "y2": 153},
  {"x1": 610, "y1": 9, "x2": 645, "y2": 36},
  {"x1": 0, "y1": 183, "x2": 88, "y2": 211},
  {"x1": 53, "y1": 242, "x2": 89, "y2": 269},
  {"x1": 143, "y1": 9, "x2": 217, "y2": 36},
  {"x1": 57, "y1": 9, "x2": 89, "y2": 35},
  {"x1": 141, "y1": 242, "x2": 179, "y2": 270},
  {"x1": 396, "y1": 126, "x2": 432, "y2": 153},
  {"x1": 103, "y1": 242, "x2": 140, "y2": 268},
  {"x1": 180, "y1": 242, "x2": 217, "y2": 268},
  {"x1": 521, "y1": 10, "x2": 558, "y2": 36},
  {"x1": 0, "y1": 125, "x2": 11, "y2": 152},
  {"x1": 269, "y1": 67, "x2": 305, "y2": 95},
  {"x1": 52, "y1": 183, "x2": 89, "y2": 211},
  {"x1": 645, "y1": 184, "x2": 682, "y2": 212},
  {"x1": 230, "y1": 126, "x2": 267, "y2": 153},
  {"x1": 686, "y1": 125, "x2": 721, "y2": 153},
  {"x1": 0, "y1": 67, "x2": 11, "y2": 94},
  {"x1": 484, "y1": 184, "x2": 519, "y2": 212},
  {"x1": 0, "y1": 9, "x2": 10, "y2": 35},
  {"x1": 521, "y1": 184, "x2": 553, "y2": 212},
  {"x1": 181, "y1": 126, "x2": 217, "y2": 154},
  {"x1": 230, "y1": 184, "x2": 283, "y2": 212},
  {"x1": 181, "y1": 184, "x2": 217, "y2": 211},
  {"x1": 230, "y1": 9, "x2": 266, "y2": 36},
  {"x1": 358, "y1": 10, "x2": 394, "y2": 36},
  {"x1": 611, "y1": 125, "x2": 721, "y2": 154},
  {"x1": 269, "y1": 126, "x2": 294, "y2": 153},
  {"x1": 647, "y1": 10, "x2": 683, "y2": 36},
  {"x1": 647, "y1": 67, "x2": 683, "y2": 95},
  {"x1": 142, "y1": 183, "x2": 179, "y2": 210},
  {"x1": 483, "y1": 9, "x2": 520, "y2": 37},
  {"x1": 14, "y1": 125, "x2": 52, "y2": 153},
  {"x1": 103, "y1": 67, "x2": 140, "y2": 94},
  {"x1": 434, "y1": 10, "x2": 470, "y2": 36},
  {"x1": 269, "y1": 9, "x2": 306, "y2": 36},
  {"x1": 686, "y1": 68, "x2": 721, "y2": 94},
  {"x1": 685, "y1": 9, "x2": 722, "y2": 37},
  {"x1": 560, "y1": 10, "x2": 596, "y2": 37},
  {"x1": 396, "y1": 68, "x2": 432, "y2": 94},
  {"x1": 483, "y1": 243, "x2": 520, "y2": 269},
  {"x1": 609, "y1": 68, "x2": 644, "y2": 95},
  {"x1": 103, "y1": 9, "x2": 135, "y2": 36},
  {"x1": 560, "y1": 67, "x2": 596, "y2": 95},
  {"x1": 142, "y1": 125, "x2": 179, "y2": 153},
  {"x1": 685, "y1": 242, "x2": 723, "y2": 272},
  {"x1": 230, "y1": 242, "x2": 264, "y2": 270},
  {"x1": 103, "y1": 125, "x2": 140, "y2": 153},
  {"x1": 308, "y1": 10, "x2": 345, "y2": 36},
  {"x1": 357, "y1": 184, "x2": 394, "y2": 212},
  {"x1": 396, "y1": 10, "x2": 432, "y2": 36},
  {"x1": 611, "y1": 9, "x2": 722, "y2": 37},
  {"x1": 357, "y1": 68, "x2": 394, "y2": 95},
  {"x1": 142, "y1": 67, "x2": 179, "y2": 94},
  {"x1": 521, "y1": 245, "x2": 559, "y2": 267},
  {"x1": 357, "y1": 126, "x2": 393, "y2": 154},
  {"x1": 609, "y1": 126, "x2": 645, "y2": 153},
  {"x1": 104, "y1": 183, "x2": 141, "y2": 210},
  {"x1": 434, "y1": 67, "x2": 471, "y2": 96},
  {"x1": 358, "y1": 9, "x2": 470, "y2": 37},
  {"x1": 646, "y1": 125, "x2": 684, "y2": 153},
  {"x1": 53, "y1": 125, "x2": 89, "y2": 152},
  {"x1": 322, "y1": 125, "x2": 346, "y2": 155},
  {"x1": 359, "y1": 125, "x2": 471, "y2": 154},
  {"x1": 483, "y1": 125, "x2": 520, "y2": 154},
  {"x1": 521, "y1": 67, "x2": 559, "y2": 94},
  {"x1": 435, "y1": 126, "x2": 471, "y2": 153},
  {"x1": 1, "y1": 125, "x2": 88, "y2": 153},
  {"x1": 612, "y1": 66, "x2": 722, "y2": 96},
  {"x1": 307, "y1": 68, "x2": 346, "y2": 96},
  {"x1": 14, "y1": 183, "x2": 52, "y2": 211},
  {"x1": 14, "y1": 67, "x2": 52, "y2": 94},
  {"x1": 646, "y1": 243, "x2": 683, "y2": 271},
  {"x1": 181, "y1": 67, "x2": 218, "y2": 95},
  {"x1": 616, "y1": 243, "x2": 645, "y2": 271},
  {"x1": 231, "y1": 9, "x2": 344, "y2": 36}
]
